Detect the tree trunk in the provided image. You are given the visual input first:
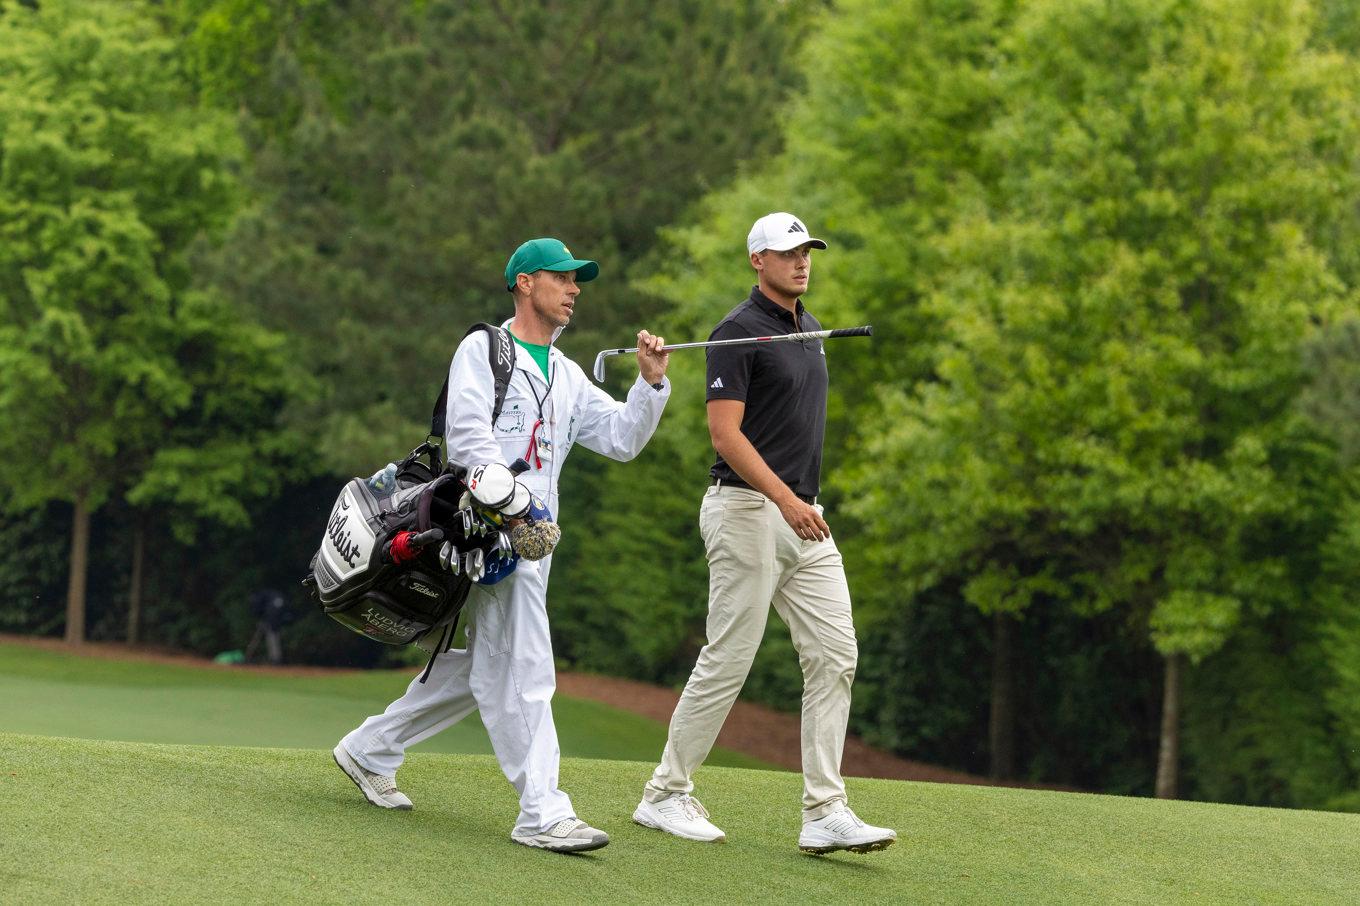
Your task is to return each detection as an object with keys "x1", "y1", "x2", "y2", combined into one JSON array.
[
  {"x1": 989, "y1": 611, "x2": 1017, "y2": 780},
  {"x1": 127, "y1": 516, "x2": 145, "y2": 645},
  {"x1": 64, "y1": 492, "x2": 91, "y2": 644},
  {"x1": 1155, "y1": 652, "x2": 1184, "y2": 799}
]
